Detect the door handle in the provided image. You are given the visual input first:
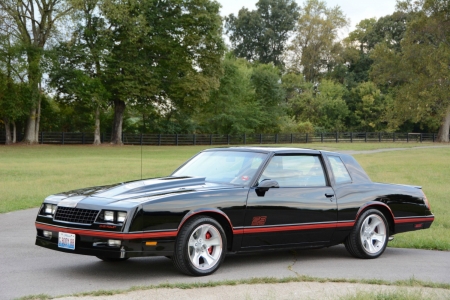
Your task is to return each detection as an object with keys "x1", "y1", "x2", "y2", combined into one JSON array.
[{"x1": 325, "y1": 193, "x2": 335, "y2": 201}]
